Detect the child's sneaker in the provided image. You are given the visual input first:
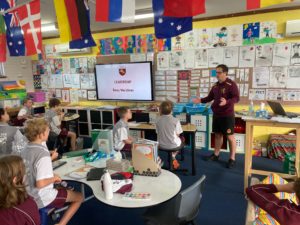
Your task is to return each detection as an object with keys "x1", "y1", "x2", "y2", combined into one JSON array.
[{"x1": 172, "y1": 159, "x2": 180, "y2": 170}]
